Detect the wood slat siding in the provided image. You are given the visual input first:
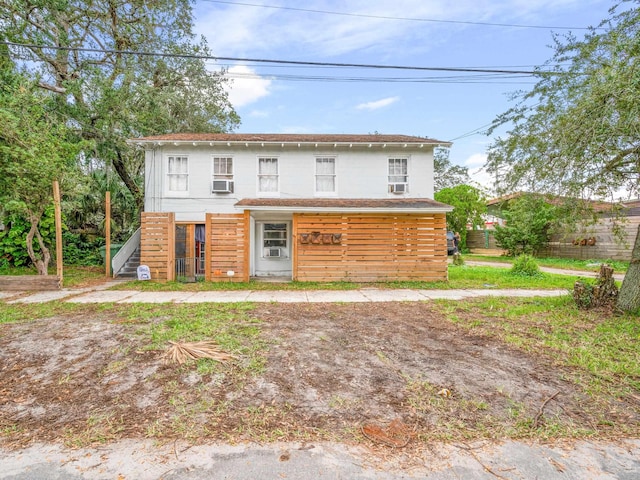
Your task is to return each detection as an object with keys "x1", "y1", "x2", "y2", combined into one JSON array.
[
  {"x1": 0, "y1": 275, "x2": 61, "y2": 291},
  {"x1": 540, "y1": 216, "x2": 638, "y2": 260},
  {"x1": 205, "y1": 213, "x2": 248, "y2": 282},
  {"x1": 467, "y1": 216, "x2": 639, "y2": 260},
  {"x1": 140, "y1": 212, "x2": 175, "y2": 281},
  {"x1": 294, "y1": 213, "x2": 448, "y2": 282}
]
